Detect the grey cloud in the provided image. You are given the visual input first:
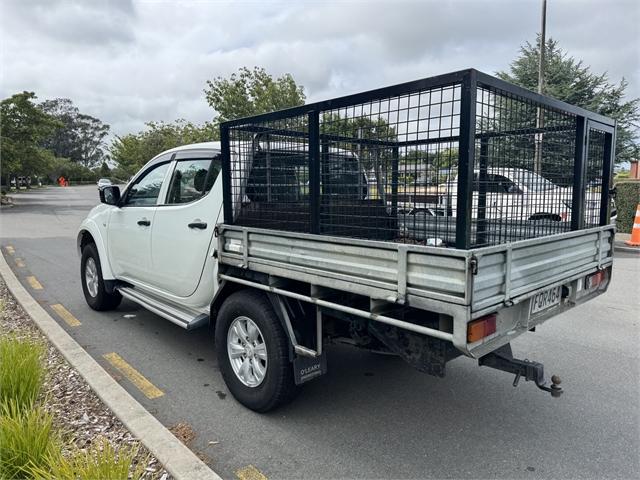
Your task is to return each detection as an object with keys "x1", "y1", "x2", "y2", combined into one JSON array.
[
  {"x1": 2, "y1": 0, "x2": 136, "y2": 46},
  {"x1": 1, "y1": 0, "x2": 637, "y2": 139}
]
